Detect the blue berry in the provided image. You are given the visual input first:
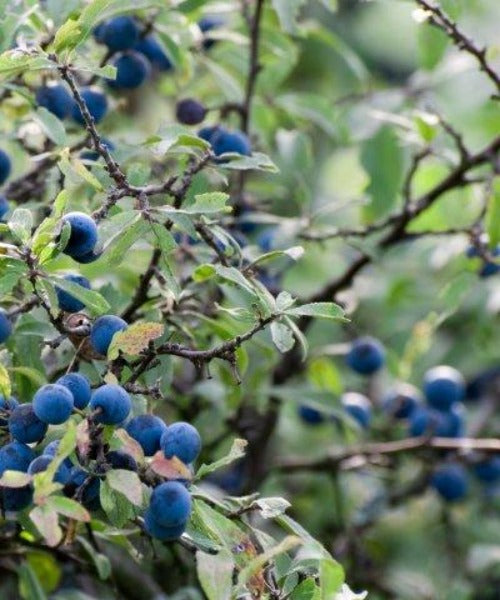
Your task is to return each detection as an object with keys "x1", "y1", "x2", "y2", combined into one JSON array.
[
  {"x1": 382, "y1": 383, "x2": 422, "y2": 419},
  {"x1": 56, "y1": 373, "x2": 91, "y2": 410},
  {"x1": 90, "y1": 315, "x2": 128, "y2": 356},
  {"x1": 109, "y1": 51, "x2": 151, "y2": 89},
  {"x1": 430, "y1": 463, "x2": 468, "y2": 502},
  {"x1": 43, "y1": 440, "x2": 60, "y2": 457},
  {"x1": 61, "y1": 212, "x2": 98, "y2": 259},
  {"x1": 28, "y1": 455, "x2": 71, "y2": 485},
  {"x1": 33, "y1": 384, "x2": 74, "y2": 425},
  {"x1": 107, "y1": 450, "x2": 137, "y2": 471},
  {"x1": 55, "y1": 274, "x2": 91, "y2": 313},
  {"x1": 90, "y1": 384, "x2": 131, "y2": 425},
  {"x1": 423, "y1": 366, "x2": 465, "y2": 411},
  {"x1": 1, "y1": 486, "x2": 33, "y2": 511},
  {"x1": 346, "y1": 337, "x2": 385, "y2": 376},
  {"x1": 72, "y1": 248, "x2": 102, "y2": 264},
  {"x1": 126, "y1": 414, "x2": 167, "y2": 456},
  {"x1": 0, "y1": 309, "x2": 12, "y2": 344},
  {"x1": 298, "y1": 405, "x2": 325, "y2": 425},
  {"x1": 198, "y1": 125, "x2": 220, "y2": 145},
  {"x1": 72, "y1": 88, "x2": 108, "y2": 125},
  {"x1": 133, "y1": 35, "x2": 172, "y2": 71},
  {"x1": 100, "y1": 16, "x2": 139, "y2": 52},
  {"x1": 160, "y1": 422, "x2": 201, "y2": 465},
  {"x1": 176, "y1": 99, "x2": 207, "y2": 125},
  {"x1": 81, "y1": 138, "x2": 115, "y2": 162},
  {"x1": 144, "y1": 508, "x2": 186, "y2": 540},
  {"x1": 8, "y1": 403, "x2": 48, "y2": 444},
  {"x1": 67, "y1": 467, "x2": 101, "y2": 510},
  {"x1": 0, "y1": 195, "x2": 10, "y2": 220},
  {"x1": 408, "y1": 405, "x2": 464, "y2": 438},
  {"x1": 0, "y1": 441, "x2": 35, "y2": 474},
  {"x1": 473, "y1": 456, "x2": 500, "y2": 483},
  {"x1": 342, "y1": 392, "x2": 372, "y2": 429},
  {"x1": 0, "y1": 395, "x2": 18, "y2": 426},
  {"x1": 212, "y1": 128, "x2": 251, "y2": 157},
  {"x1": 149, "y1": 481, "x2": 192, "y2": 527},
  {"x1": 0, "y1": 150, "x2": 11, "y2": 185},
  {"x1": 35, "y1": 84, "x2": 74, "y2": 119}
]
